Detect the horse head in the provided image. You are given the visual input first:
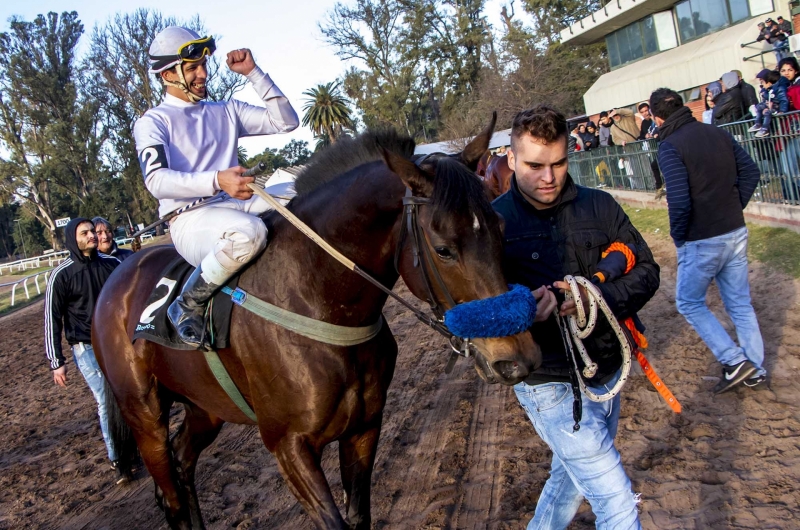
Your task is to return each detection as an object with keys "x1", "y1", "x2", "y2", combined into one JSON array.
[{"x1": 383, "y1": 114, "x2": 541, "y2": 385}]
